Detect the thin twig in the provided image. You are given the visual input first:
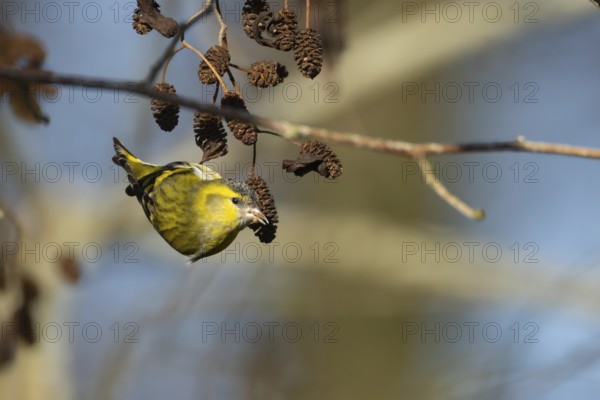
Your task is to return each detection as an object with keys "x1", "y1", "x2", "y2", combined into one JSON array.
[
  {"x1": 145, "y1": 37, "x2": 182, "y2": 84},
  {"x1": 225, "y1": 67, "x2": 238, "y2": 88},
  {"x1": 306, "y1": 0, "x2": 310, "y2": 30},
  {"x1": 181, "y1": 40, "x2": 228, "y2": 93},
  {"x1": 144, "y1": 0, "x2": 215, "y2": 84},
  {"x1": 213, "y1": 0, "x2": 228, "y2": 48},
  {"x1": 251, "y1": 142, "x2": 257, "y2": 176},
  {"x1": 417, "y1": 157, "x2": 485, "y2": 220},
  {"x1": 4, "y1": 67, "x2": 600, "y2": 219},
  {"x1": 212, "y1": 84, "x2": 220, "y2": 104},
  {"x1": 228, "y1": 63, "x2": 247, "y2": 73},
  {"x1": 185, "y1": 0, "x2": 214, "y2": 26},
  {"x1": 160, "y1": 45, "x2": 185, "y2": 82},
  {"x1": 258, "y1": 129, "x2": 302, "y2": 146}
]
